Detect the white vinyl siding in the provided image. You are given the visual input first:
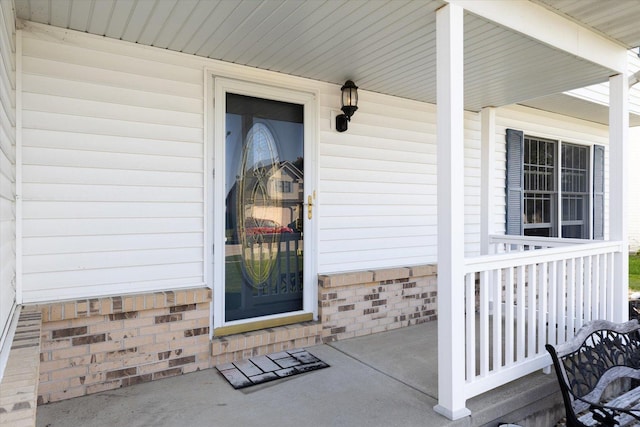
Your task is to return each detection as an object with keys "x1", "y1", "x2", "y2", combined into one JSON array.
[
  {"x1": 496, "y1": 105, "x2": 609, "y2": 238},
  {"x1": 0, "y1": 0, "x2": 16, "y2": 346},
  {"x1": 18, "y1": 22, "x2": 487, "y2": 290},
  {"x1": 17, "y1": 21, "x2": 618, "y2": 300},
  {"x1": 20, "y1": 25, "x2": 205, "y2": 302},
  {"x1": 567, "y1": 51, "x2": 640, "y2": 116},
  {"x1": 317, "y1": 92, "x2": 482, "y2": 273},
  {"x1": 630, "y1": 127, "x2": 640, "y2": 252}
]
